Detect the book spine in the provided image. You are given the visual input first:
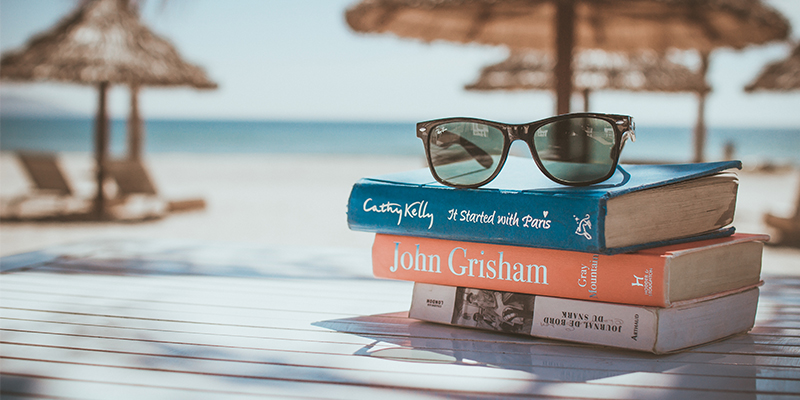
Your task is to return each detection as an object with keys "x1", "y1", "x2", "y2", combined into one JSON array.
[
  {"x1": 376, "y1": 234, "x2": 669, "y2": 306},
  {"x1": 348, "y1": 180, "x2": 607, "y2": 253},
  {"x1": 410, "y1": 283, "x2": 660, "y2": 352}
]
